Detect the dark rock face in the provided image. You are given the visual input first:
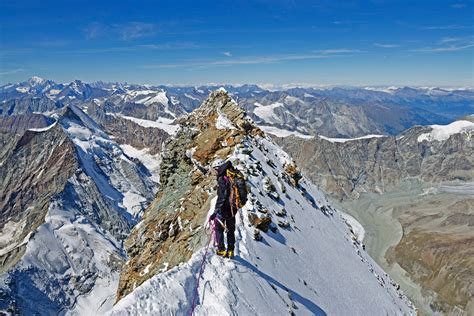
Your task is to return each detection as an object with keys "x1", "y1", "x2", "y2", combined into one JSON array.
[
  {"x1": 87, "y1": 103, "x2": 169, "y2": 155},
  {"x1": 0, "y1": 124, "x2": 78, "y2": 272},
  {"x1": 0, "y1": 97, "x2": 63, "y2": 116},
  {"x1": 0, "y1": 113, "x2": 54, "y2": 134},
  {"x1": 275, "y1": 126, "x2": 474, "y2": 201}
]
